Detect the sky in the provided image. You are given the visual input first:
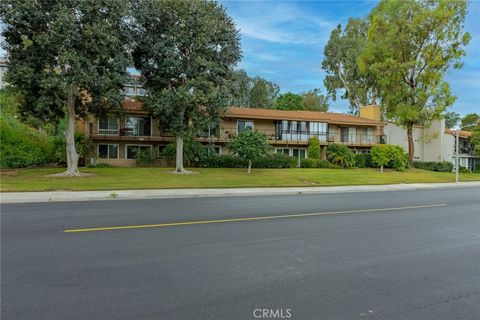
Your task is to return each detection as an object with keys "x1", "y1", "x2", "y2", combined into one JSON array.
[{"x1": 220, "y1": 0, "x2": 480, "y2": 115}]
